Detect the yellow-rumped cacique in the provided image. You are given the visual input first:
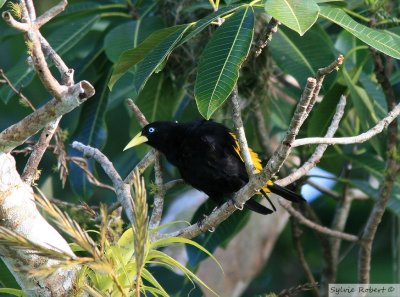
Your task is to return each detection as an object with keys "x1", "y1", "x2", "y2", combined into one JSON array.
[{"x1": 124, "y1": 119, "x2": 305, "y2": 214}]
